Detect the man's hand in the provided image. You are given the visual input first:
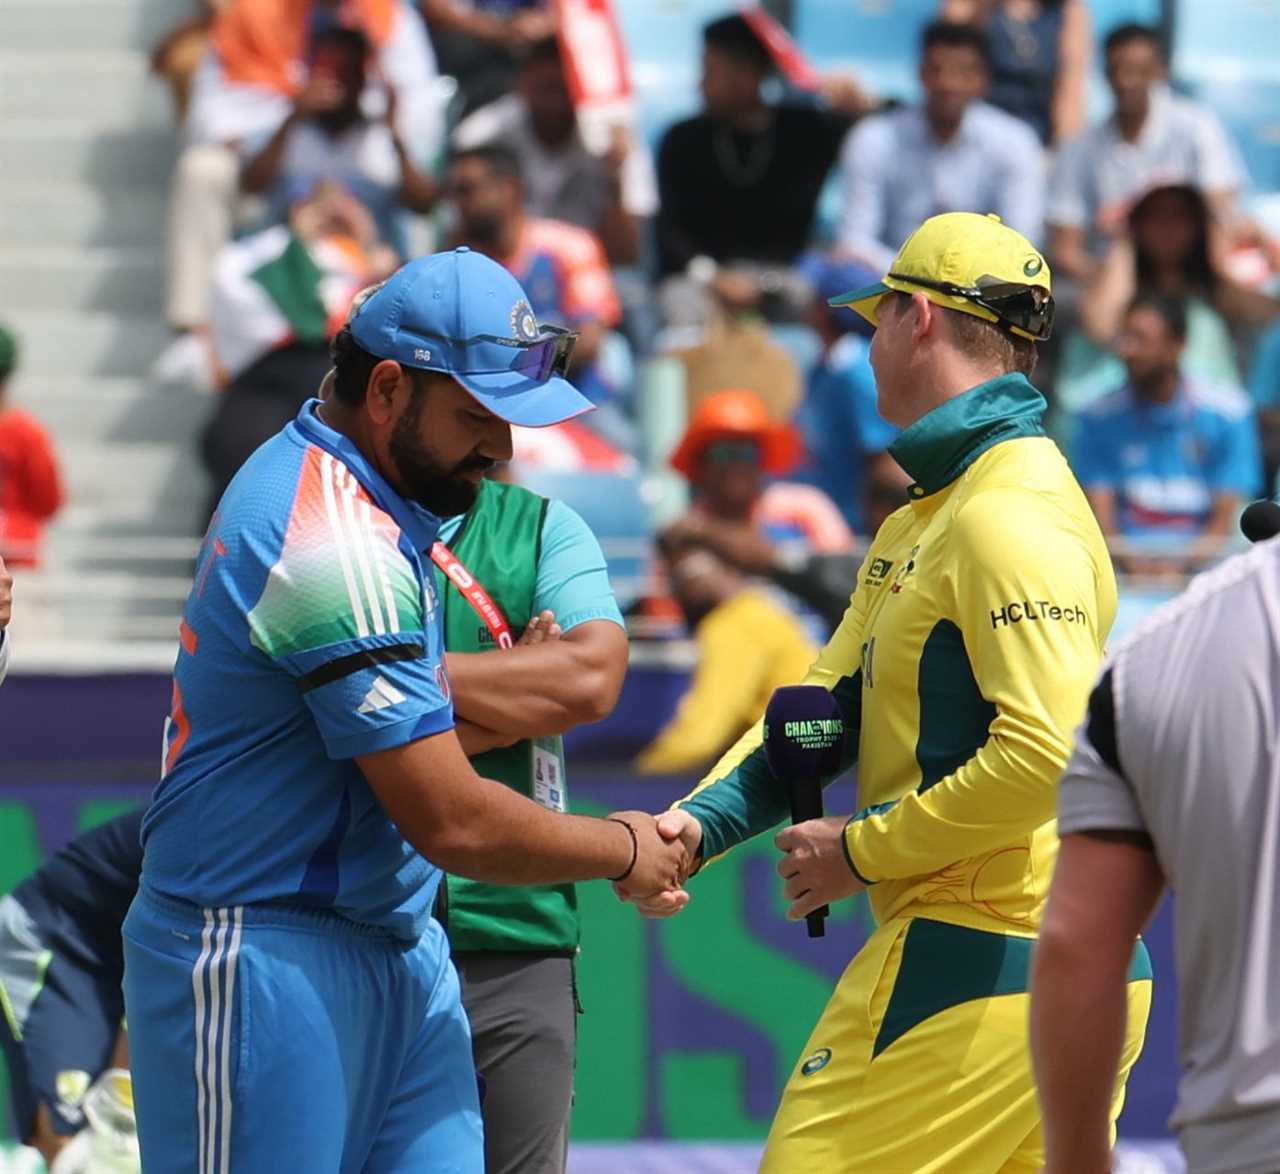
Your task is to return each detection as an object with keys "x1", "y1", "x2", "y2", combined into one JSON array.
[
  {"x1": 609, "y1": 810, "x2": 693, "y2": 901},
  {"x1": 775, "y1": 817, "x2": 866, "y2": 920},
  {"x1": 0, "y1": 555, "x2": 11, "y2": 628},
  {"x1": 517, "y1": 609, "x2": 561, "y2": 646},
  {"x1": 613, "y1": 808, "x2": 703, "y2": 917}
]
